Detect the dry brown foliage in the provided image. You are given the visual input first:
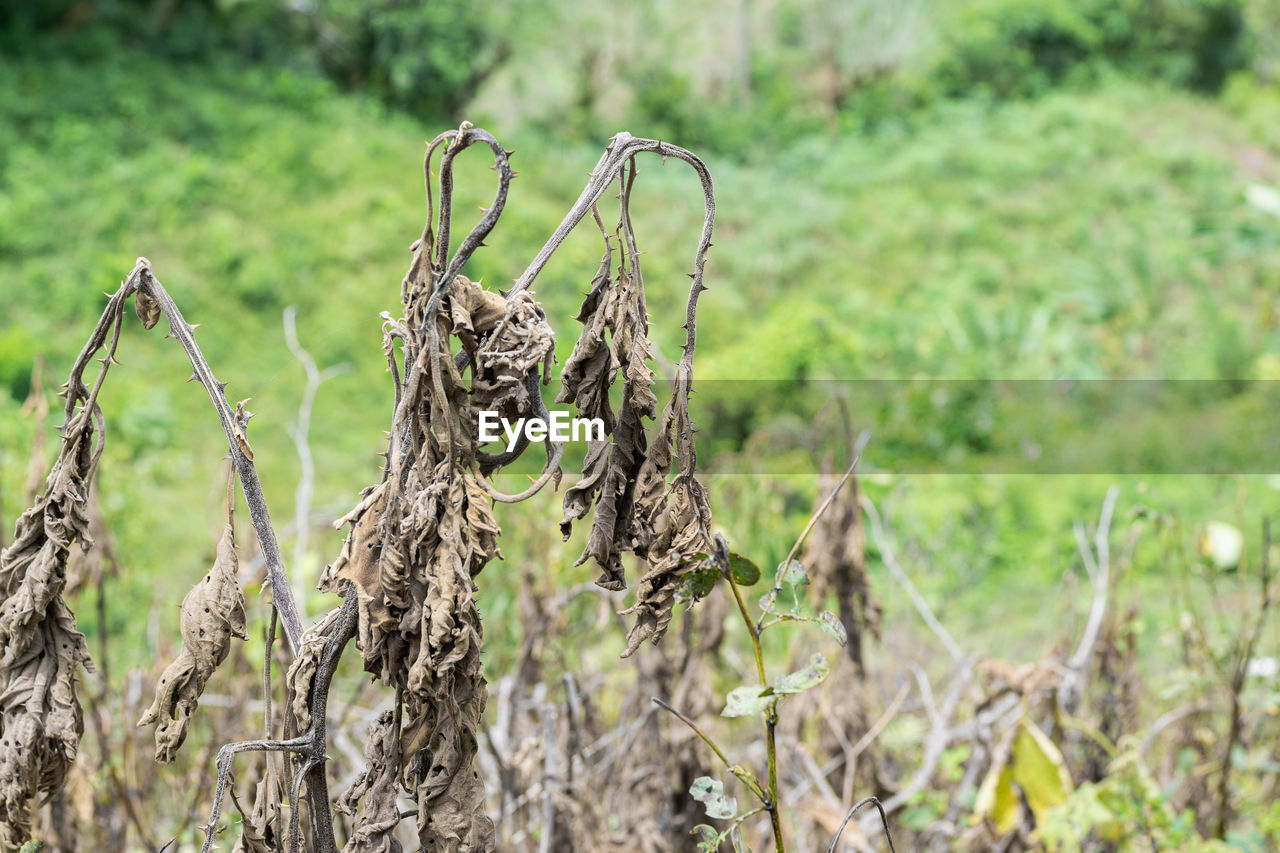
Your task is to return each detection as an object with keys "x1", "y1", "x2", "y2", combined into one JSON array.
[
  {"x1": 0, "y1": 286, "x2": 132, "y2": 850},
  {"x1": 1, "y1": 125, "x2": 719, "y2": 853}
]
